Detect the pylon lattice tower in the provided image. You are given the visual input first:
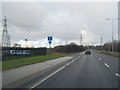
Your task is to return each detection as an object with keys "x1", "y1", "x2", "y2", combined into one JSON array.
[
  {"x1": 80, "y1": 33, "x2": 83, "y2": 46},
  {"x1": 2, "y1": 16, "x2": 11, "y2": 47}
]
